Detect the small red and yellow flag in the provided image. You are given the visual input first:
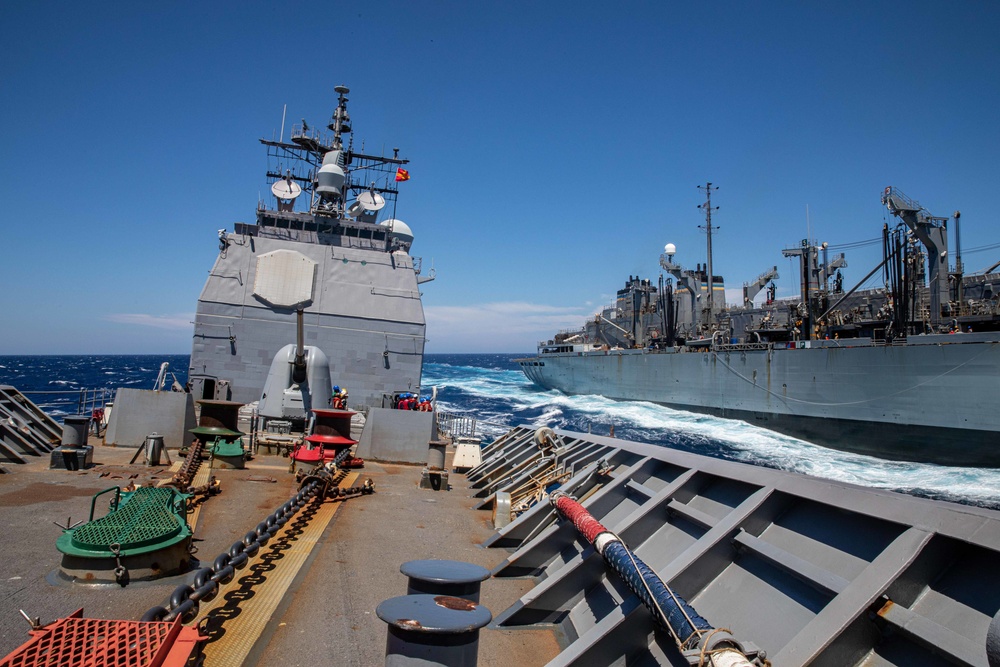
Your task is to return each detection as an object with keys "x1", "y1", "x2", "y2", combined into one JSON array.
[{"x1": 395, "y1": 168, "x2": 410, "y2": 182}]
